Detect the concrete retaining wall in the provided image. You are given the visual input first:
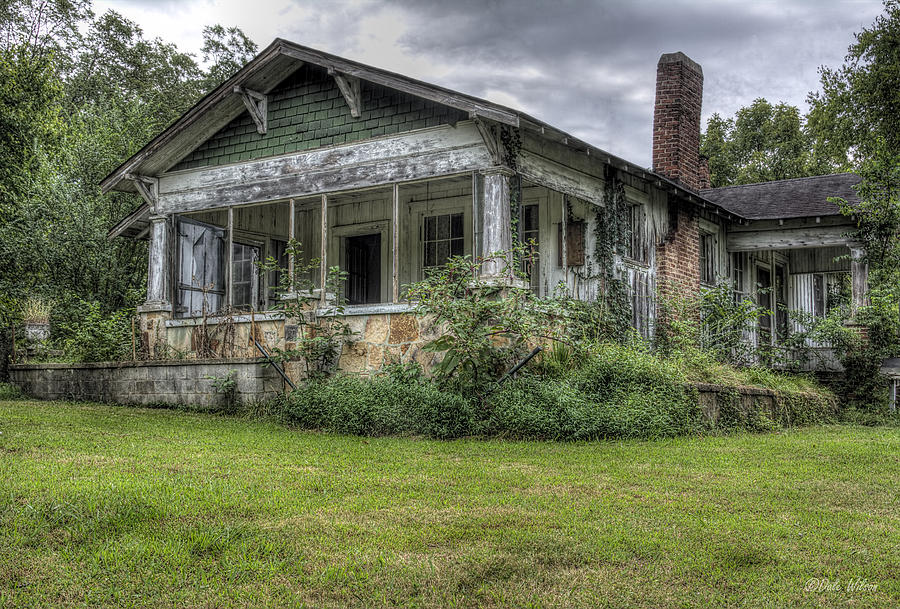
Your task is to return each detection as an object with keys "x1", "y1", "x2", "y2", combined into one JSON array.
[{"x1": 9, "y1": 358, "x2": 283, "y2": 407}]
